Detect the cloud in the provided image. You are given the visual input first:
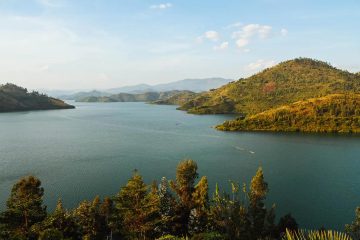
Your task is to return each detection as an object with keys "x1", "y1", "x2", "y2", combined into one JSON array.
[
  {"x1": 281, "y1": 28, "x2": 288, "y2": 37},
  {"x1": 196, "y1": 30, "x2": 220, "y2": 43},
  {"x1": 204, "y1": 31, "x2": 220, "y2": 41},
  {"x1": 232, "y1": 23, "x2": 272, "y2": 49},
  {"x1": 236, "y1": 38, "x2": 249, "y2": 48},
  {"x1": 150, "y1": 3, "x2": 172, "y2": 9},
  {"x1": 246, "y1": 59, "x2": 276, "y2": 71},
  {"x1": 214, "y1": 41, "x2": 229, "y2": 51}
]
